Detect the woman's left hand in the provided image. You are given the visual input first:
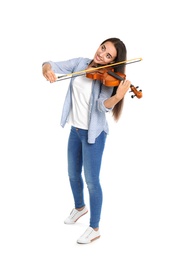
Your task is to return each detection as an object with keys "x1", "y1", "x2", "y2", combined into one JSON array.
[{"x1": 116, "y1": 80, "x2": 131, "y2": 100}]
